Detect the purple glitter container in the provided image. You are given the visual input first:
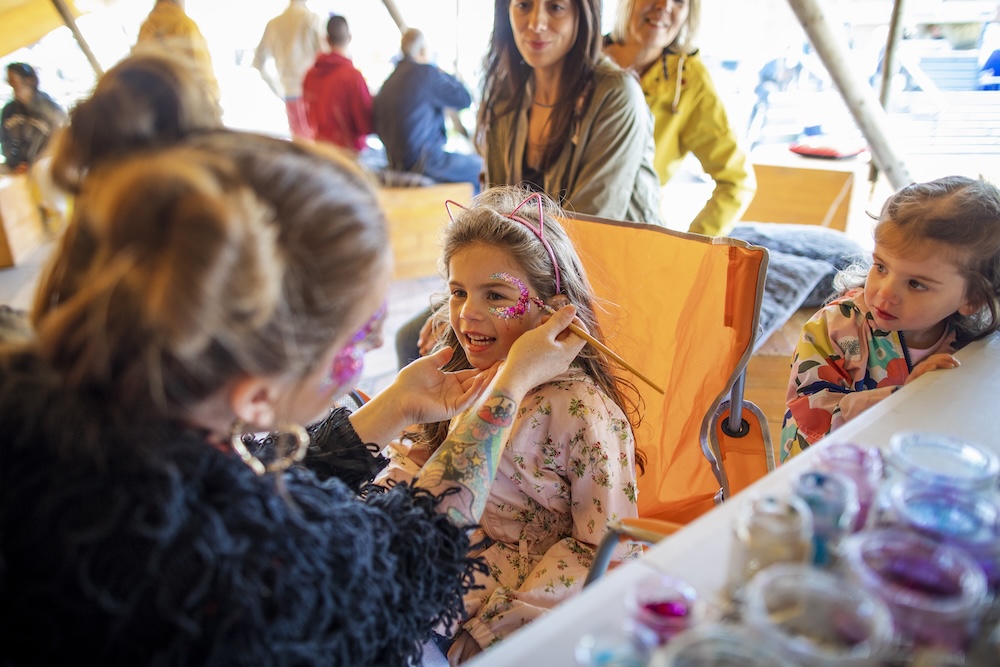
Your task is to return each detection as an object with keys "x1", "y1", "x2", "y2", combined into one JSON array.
[
  {"x1": 888, "y1": 432, "x2": 999, "y2": 493},
  {"x1": 889, "y1": 480, "x2": 1000, "y2": 589},
  {"x1": 625, "y1": 573, "x2": 701, "y2": 646},
  {"x1": 814, "y1": 443, "x2": 883, "y2": 530},
  {"x1": 841, "y1": 528, "x2": 988, "y2": 651}
]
